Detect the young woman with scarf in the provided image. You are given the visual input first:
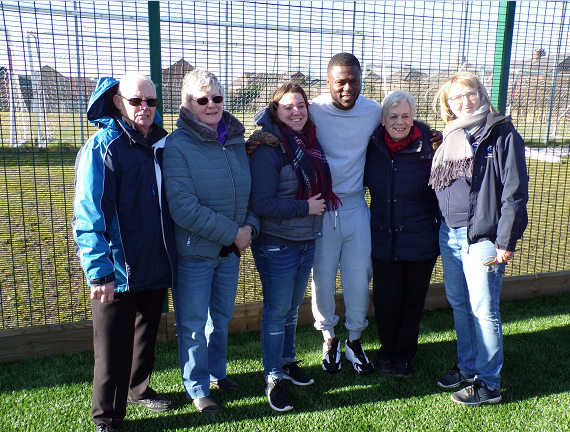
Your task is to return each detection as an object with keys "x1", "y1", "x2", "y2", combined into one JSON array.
[
  {"x1": 364, "y1": 90, "x2": 440, "y2": 380},
  {"x1": 249, "y1": 82, "x2": 340, "y2": 412},
  {"x1": 430, "y1": 72, "x2": 528, "y2": 406}
]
